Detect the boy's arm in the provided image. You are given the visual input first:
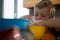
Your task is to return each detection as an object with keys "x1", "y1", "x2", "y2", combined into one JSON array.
[{"x1": 39, "y1": 18, "x2": 60, "y2": 28}]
